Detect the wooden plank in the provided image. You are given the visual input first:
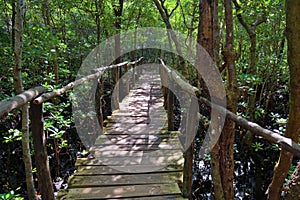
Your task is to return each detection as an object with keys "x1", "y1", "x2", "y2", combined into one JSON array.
[
  {"x1": 104, "y1": 119, "x2": 167, "y2": 125},
  {"x1": 94, "y1": 136, "x2": 181, "y2": 147},
  {"x1": 95, "y1": 133, "x2": 179, "y2": 143},
  {"x1": 104, "y1": 125, "x2": 170, "y2": 134},
  {"x1": 90, "y1": 144, "x2": 182, "y2": 151},
  {"x1": 91, "y1": 148, "x2": 183, "y2": 159},
  {"x1": 118, "y1": 195, "x2": 187, "y2": 200},
  {"x1": 82, "y1": 153, "x2": 184, "y2": 169},
  {"x1": 76, "y1": 158, "x2": 184, "y2": 168},
  {"x1": 75, "y1": 165, "x2": 183, "y2": 175},
  {"x1": 102, "y1": 130, "x2": 180, "y2": 136},
  {"x1": 68, "y1": 172, "x2": 182, "y2": 188},
  {"x1": 57, "y1": 192, "x2": 186, "y2": 200},
  {"x1": 57, "y1": 183, "x2": 181, "y2": 199}
]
